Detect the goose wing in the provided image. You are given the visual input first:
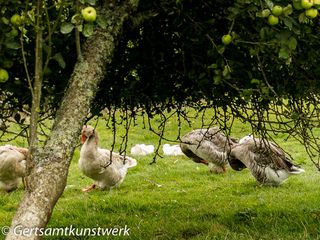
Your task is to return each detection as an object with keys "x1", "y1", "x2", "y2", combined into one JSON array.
[
  {"x1": 246, "y1": 139, "x2": 291, "y2": 170},
  {"x1": 203, "y1": 128, "x2": 236, "y2": 150},
  {"x1": 0, "y1": 146, "x2": 26, "y2": 178},
  {"x1": 181, "y1": 127, "x2": 234, "y2": 152},
  {"x1": 97, "y1": 148, "x2": 137, "y2": 171}
]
